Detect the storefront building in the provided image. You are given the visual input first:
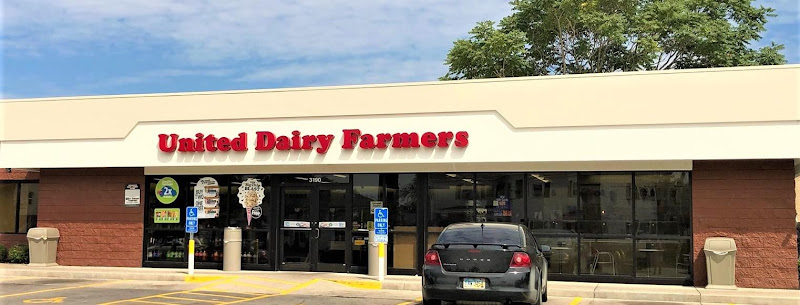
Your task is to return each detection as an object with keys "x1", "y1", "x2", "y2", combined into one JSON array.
[{"x1": 0, "y1": 65, "x2": 798, "y2": 289}]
